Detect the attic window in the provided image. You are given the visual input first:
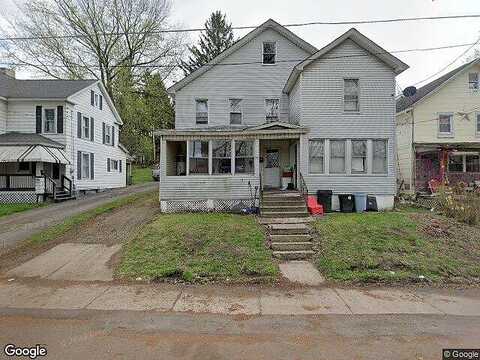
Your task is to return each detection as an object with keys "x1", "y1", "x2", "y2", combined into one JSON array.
[
  {"x1": 469, "y1": 73, "x2": 479, "y2": 90},
  {"x1": 263, "y1": 42, "x2": 276, "y2": 64}
]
